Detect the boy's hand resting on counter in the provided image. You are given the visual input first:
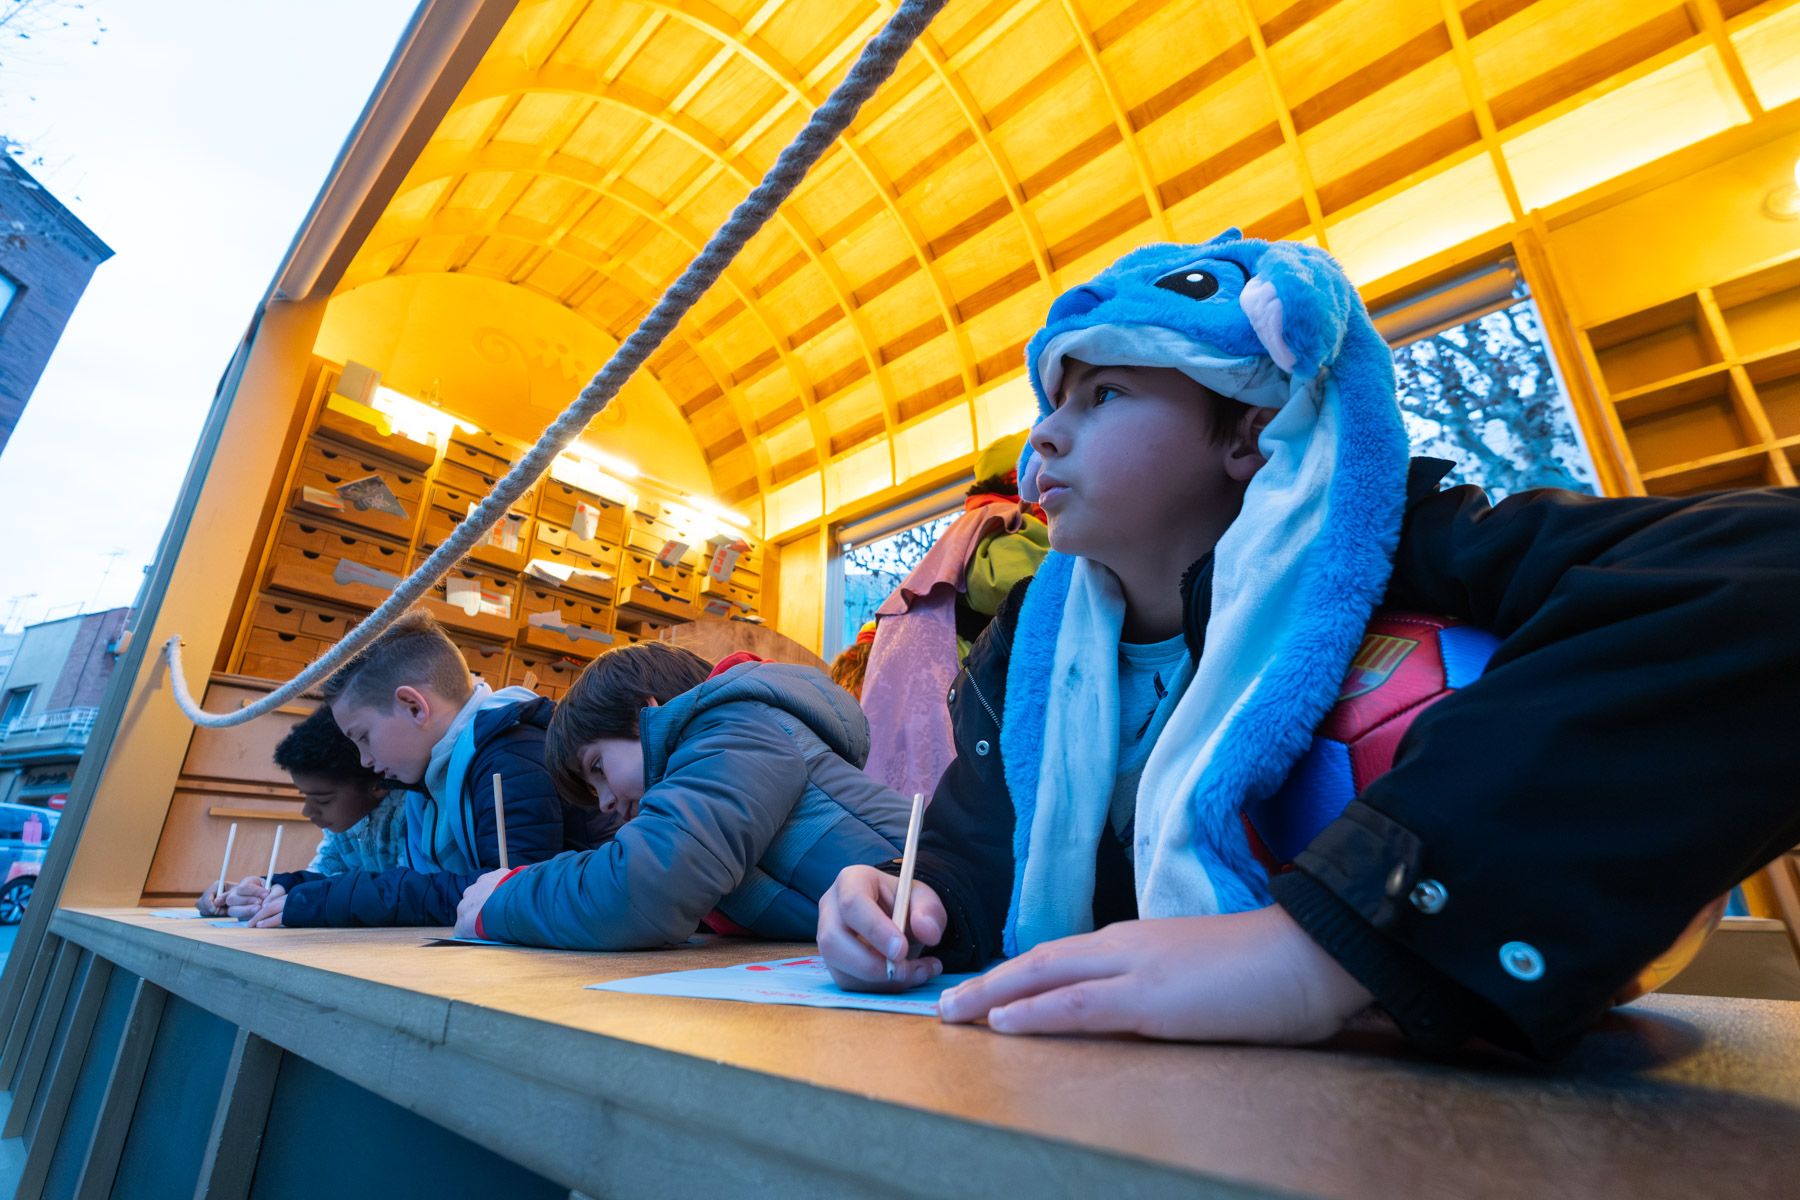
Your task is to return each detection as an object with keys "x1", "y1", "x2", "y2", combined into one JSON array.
[
  {"x1": 936, "y1": 906, "x2": 1374, "y2": 1043},
  {"x1": 817, "y1": 864, "x2": 946, "y2": 991},
  {"x1": 246, "y1": 886, "x2": 287, "y2": 928},
  {"x1": 224, "y1": 876, "x2": 272, "y2": 921},
  {"x1": 455, "y1": 868, "x2": 511, "y2": 940}
]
